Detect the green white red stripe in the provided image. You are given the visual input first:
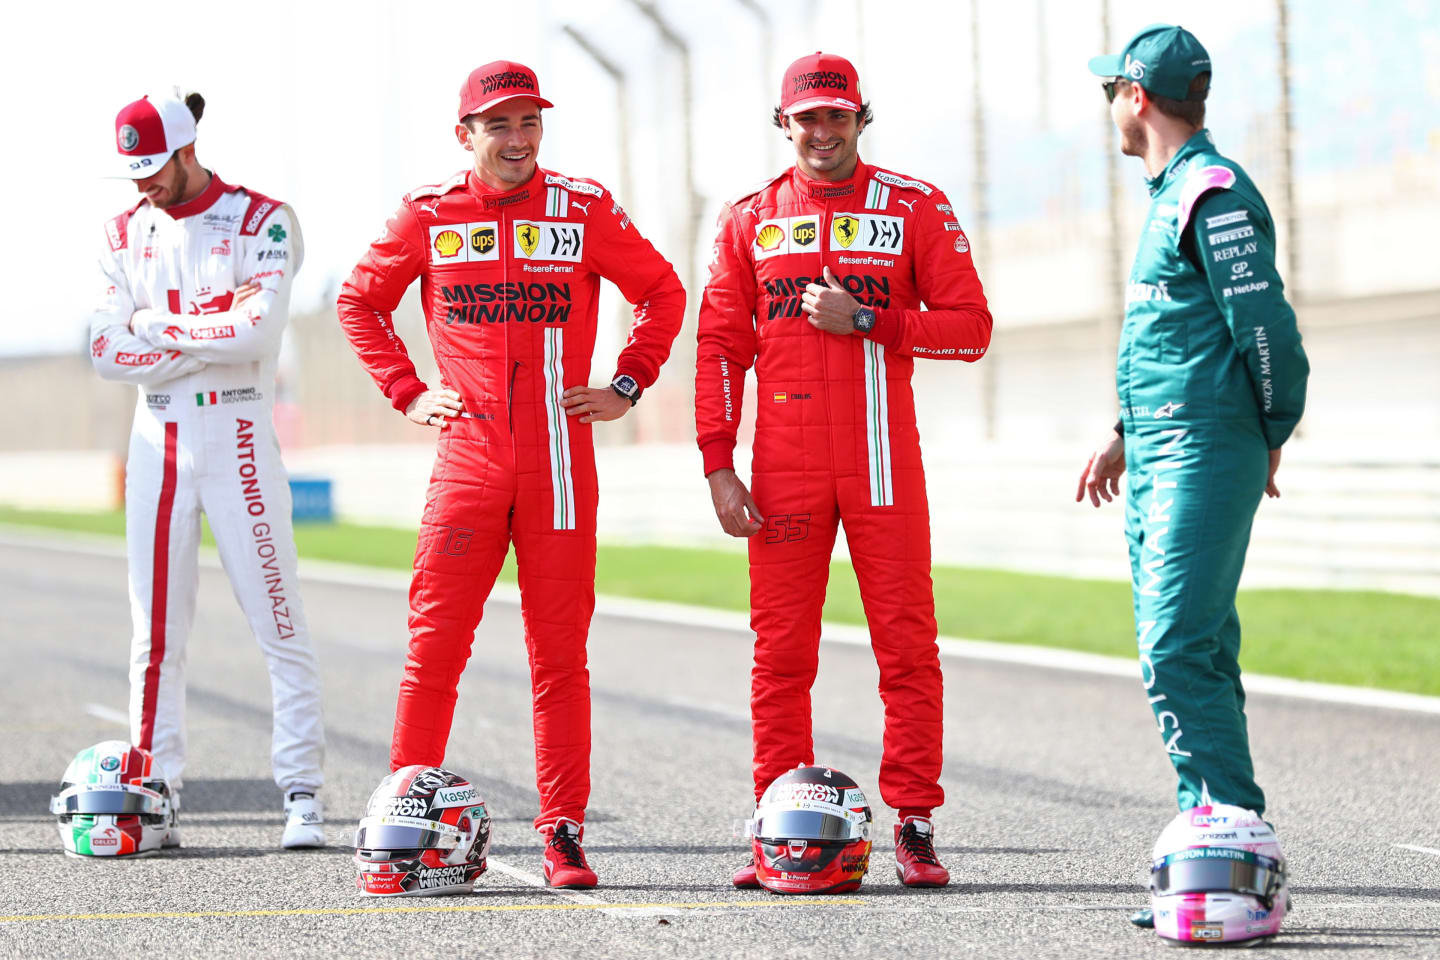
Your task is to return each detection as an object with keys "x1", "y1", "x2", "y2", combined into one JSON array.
[
  {"x1": 195, "y1": 391, "x2": 217, "y2": 406},
  {"x1": 865, "y1": 179, "x2": 890, "y2": 210},
  {"x1": 546, "y1": 187, "x2": 568, "y2": 217},
  {"x1": 863, "y1": 340, "x2": 893, "y2": 506},
  {"x1": 543, "y1": 328, "x2": 576, "y2": 530}
]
